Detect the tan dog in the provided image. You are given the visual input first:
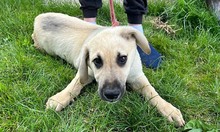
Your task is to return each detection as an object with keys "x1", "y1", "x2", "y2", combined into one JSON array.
[{"x1": 32, "y1": 13, "x2": 185, "y2": 126}]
